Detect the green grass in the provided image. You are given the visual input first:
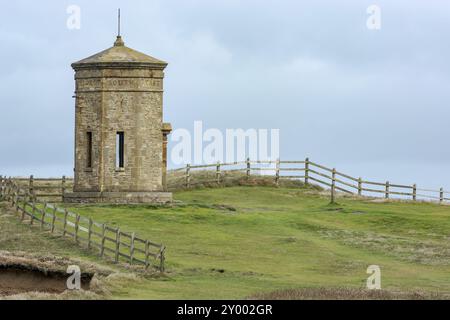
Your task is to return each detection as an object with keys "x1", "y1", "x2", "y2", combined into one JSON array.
[{"x1": 2, "y1": 185, "x2": 450, "y2": 299}]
